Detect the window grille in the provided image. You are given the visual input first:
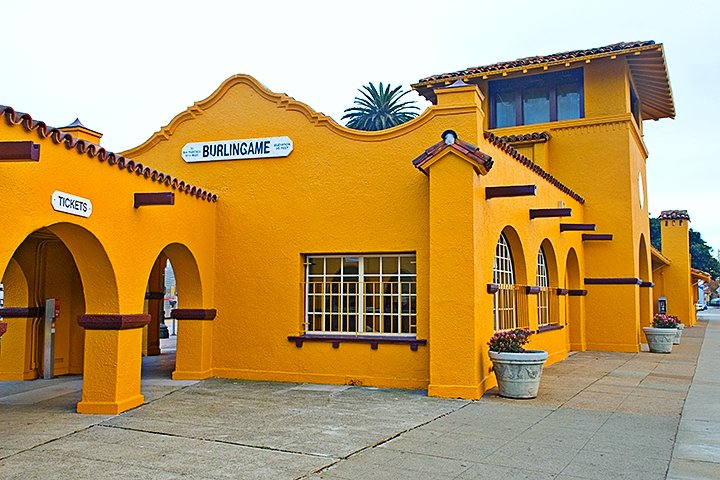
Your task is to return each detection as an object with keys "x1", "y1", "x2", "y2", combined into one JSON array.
[
  {"x1": 304, "y1": 254, "x2": 416, "y2": 335},
  {"x1": 493, "y1": 234, "x2": 528, "y2": 330}
]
